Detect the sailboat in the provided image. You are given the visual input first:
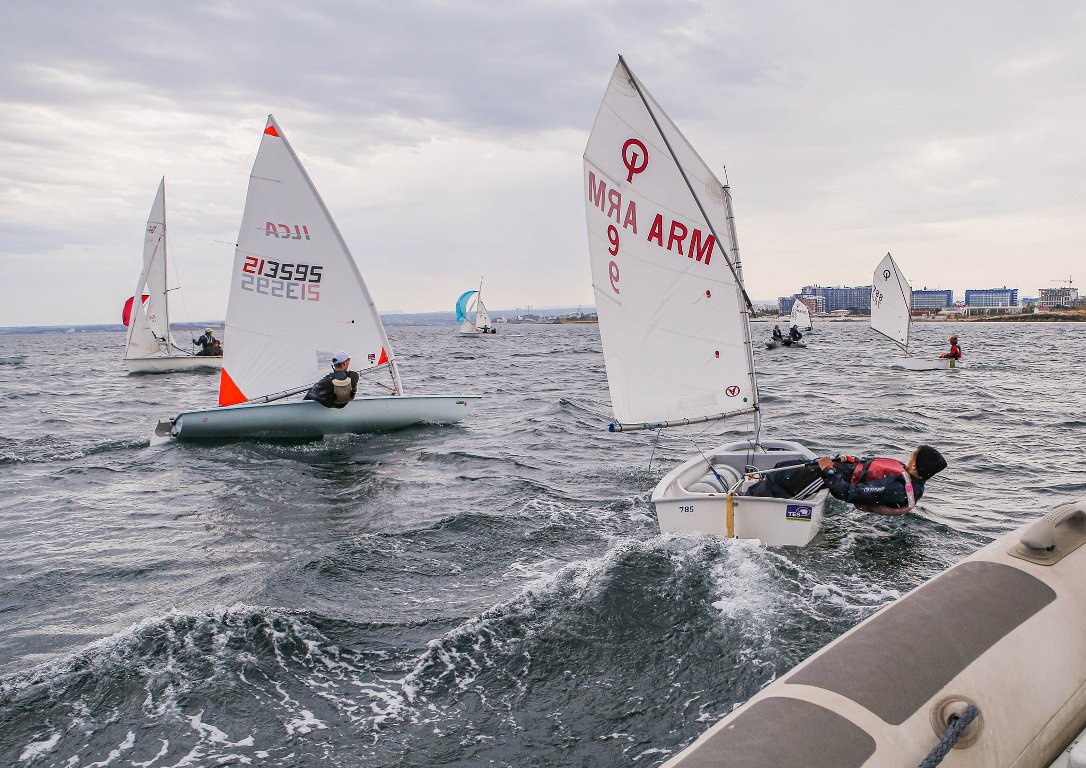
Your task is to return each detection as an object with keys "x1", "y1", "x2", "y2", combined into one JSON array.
[
  {"x1": 122, "y1": 178, "x2": 223, "y2": 374},
  {"x1": 871, "y1": 253, "x2": 959, "y2": 371},
  {"x1": 155, "y1": 116, "x2": 478, "y2": 441},
  {"x1": 790, "y1": 298, "x2": 813, "y2": 332},
  {"x1": 583, "y1": 57, "x2": 828, "y2": 547},
  {"x1": 456, "y1": 279, "x2": 496, "y2": 335}
]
